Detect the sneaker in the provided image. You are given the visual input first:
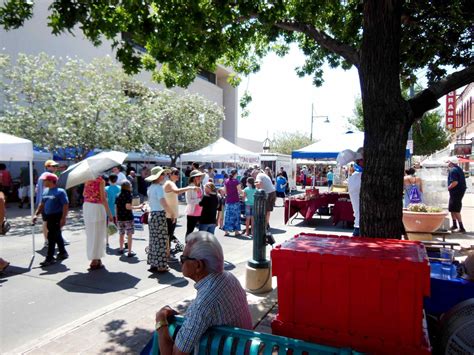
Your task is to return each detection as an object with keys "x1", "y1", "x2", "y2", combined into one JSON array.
[
  {"x1": 118, "y1": 249, "x2": 125, "y2": 255},
  {"x1": 456, "y1": 228, "x2": 467, "y2": 234},
  {"x1": 56, "y1": 253, "x2": 69, "y2": 260},
  {"x1": 449, "y1": 225, "x2": 458, "y2": 231},
  {"x1": 40, "y1": 259, "x2": 56, "y2": 267},
  {"x1": 127, "y1": 251, "x2": 136, "y2": 257}
]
